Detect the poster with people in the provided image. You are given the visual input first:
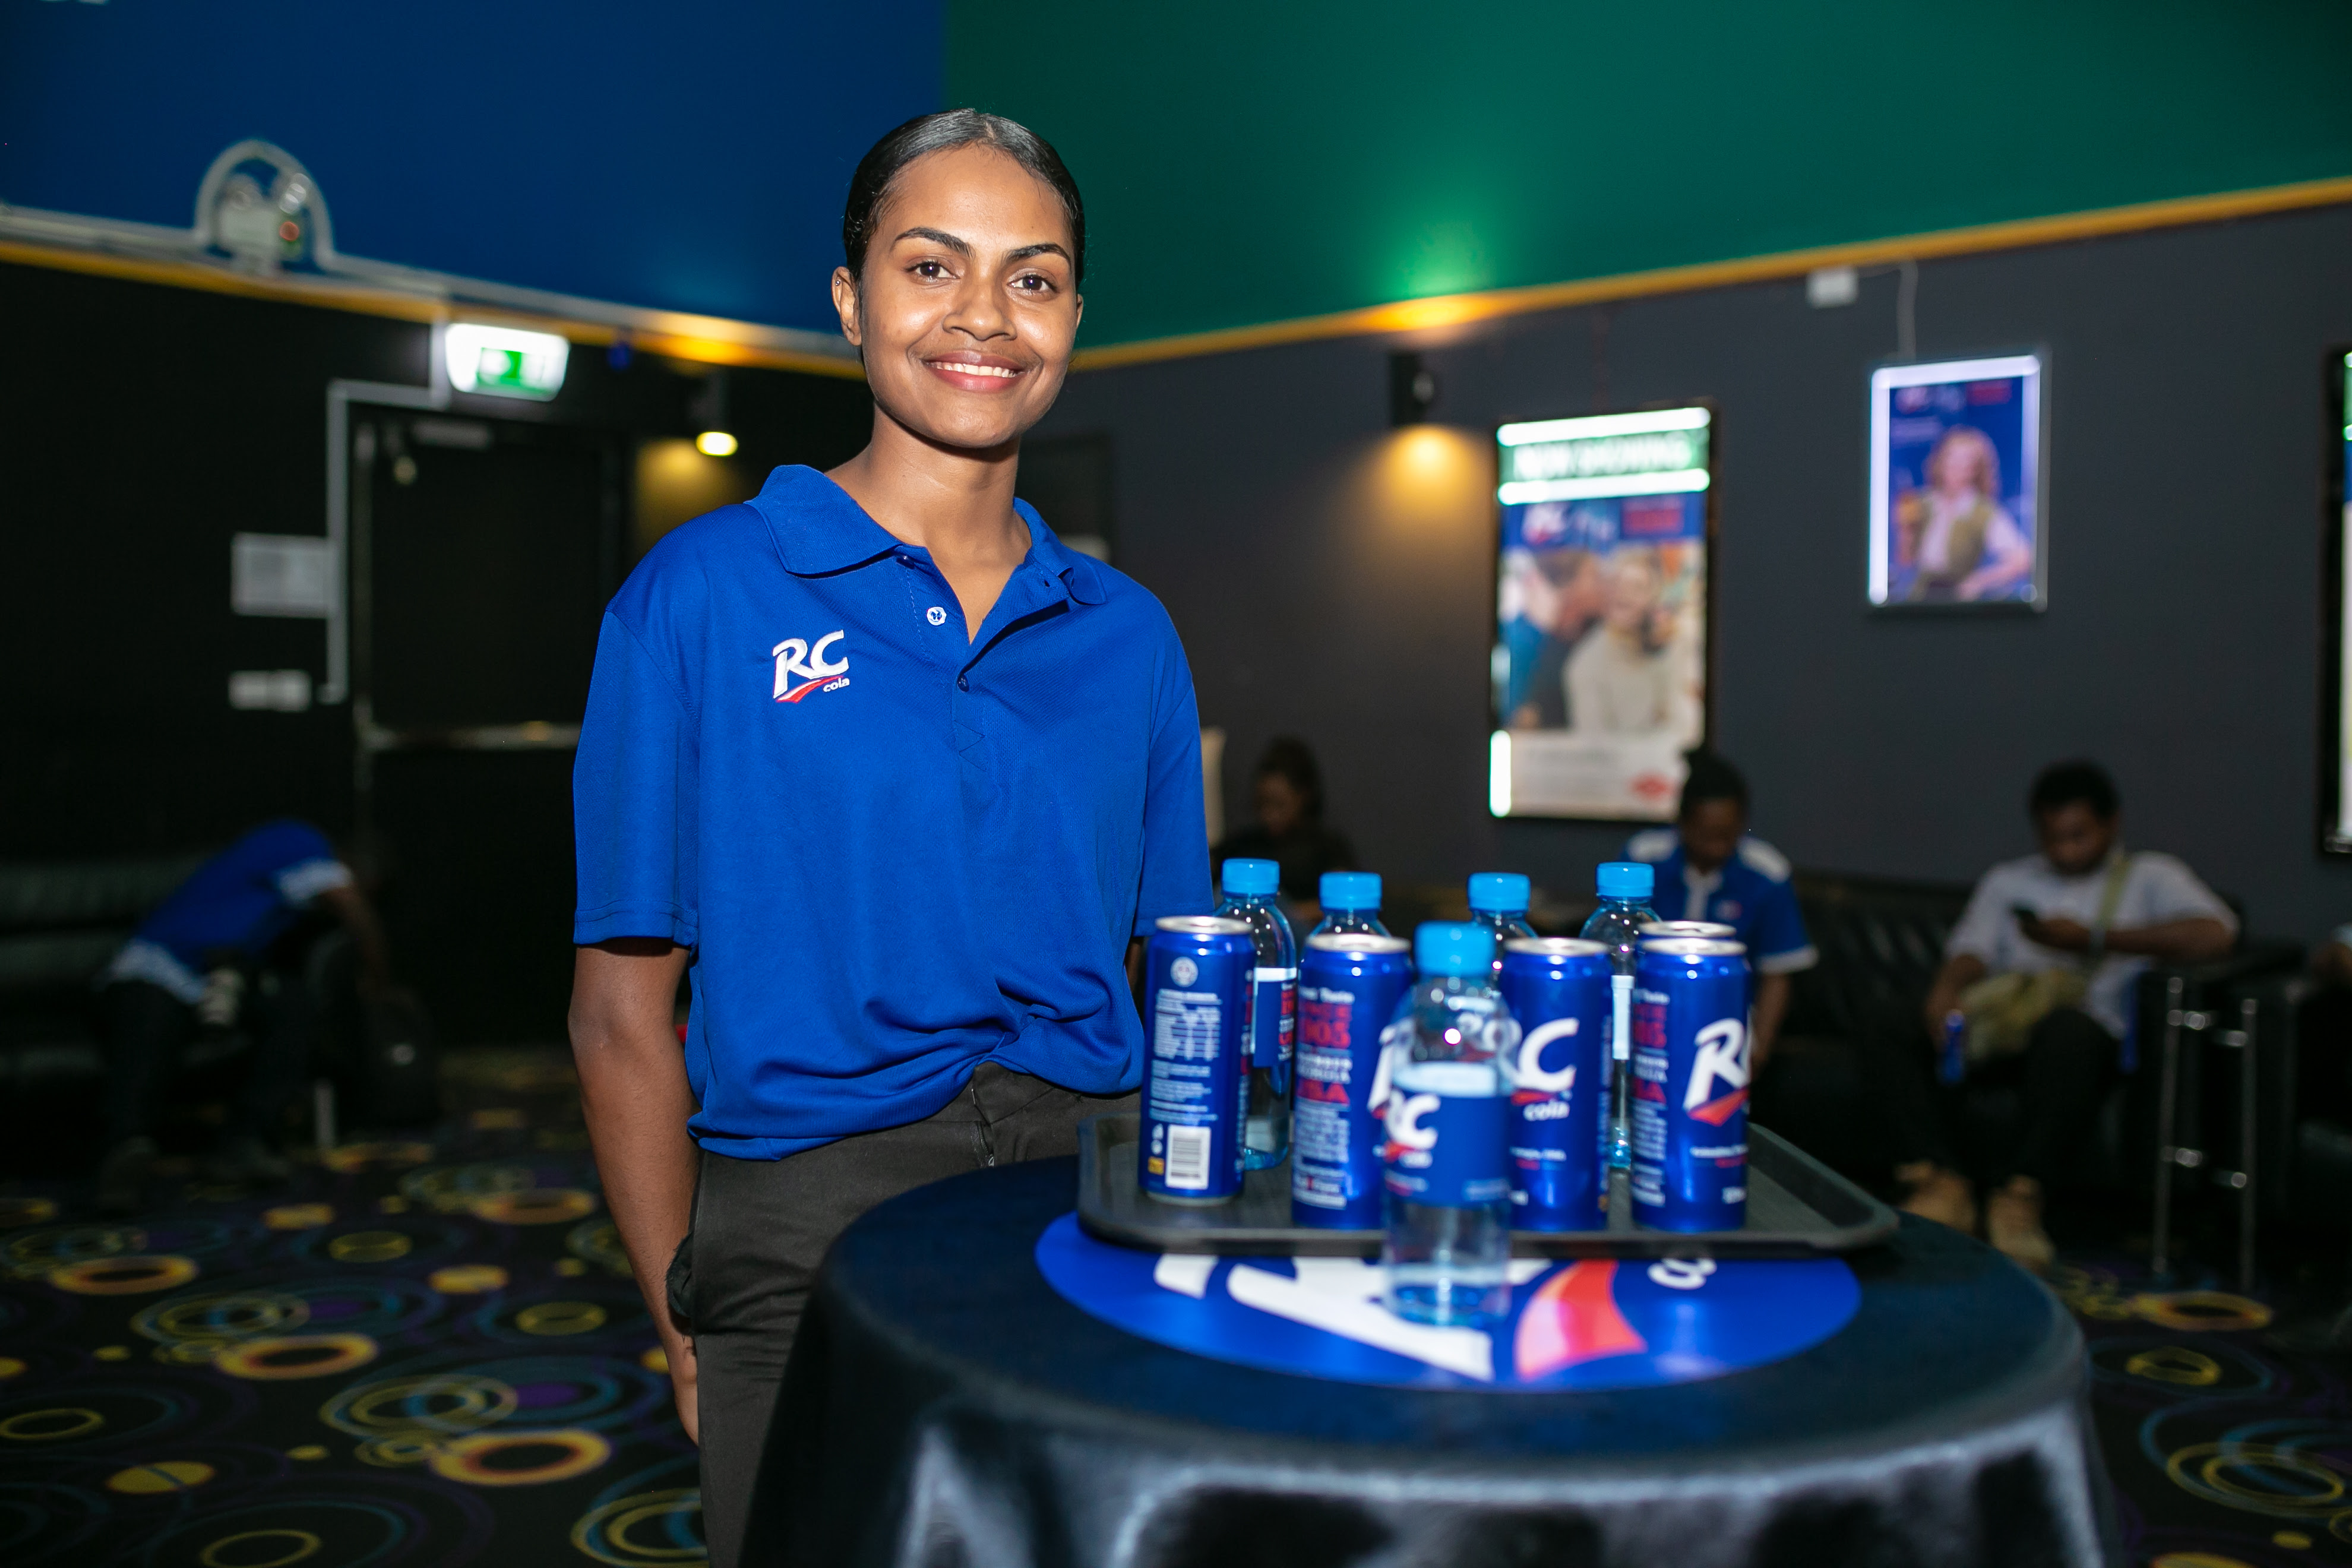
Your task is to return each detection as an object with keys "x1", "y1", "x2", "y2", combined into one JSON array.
[
  {"x1": 1490, "y1": 407, "x2": 1711, "y2": 821},
  {"x1": 1869, "y1": 355, "x2": 2044, "y2": 608}
]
